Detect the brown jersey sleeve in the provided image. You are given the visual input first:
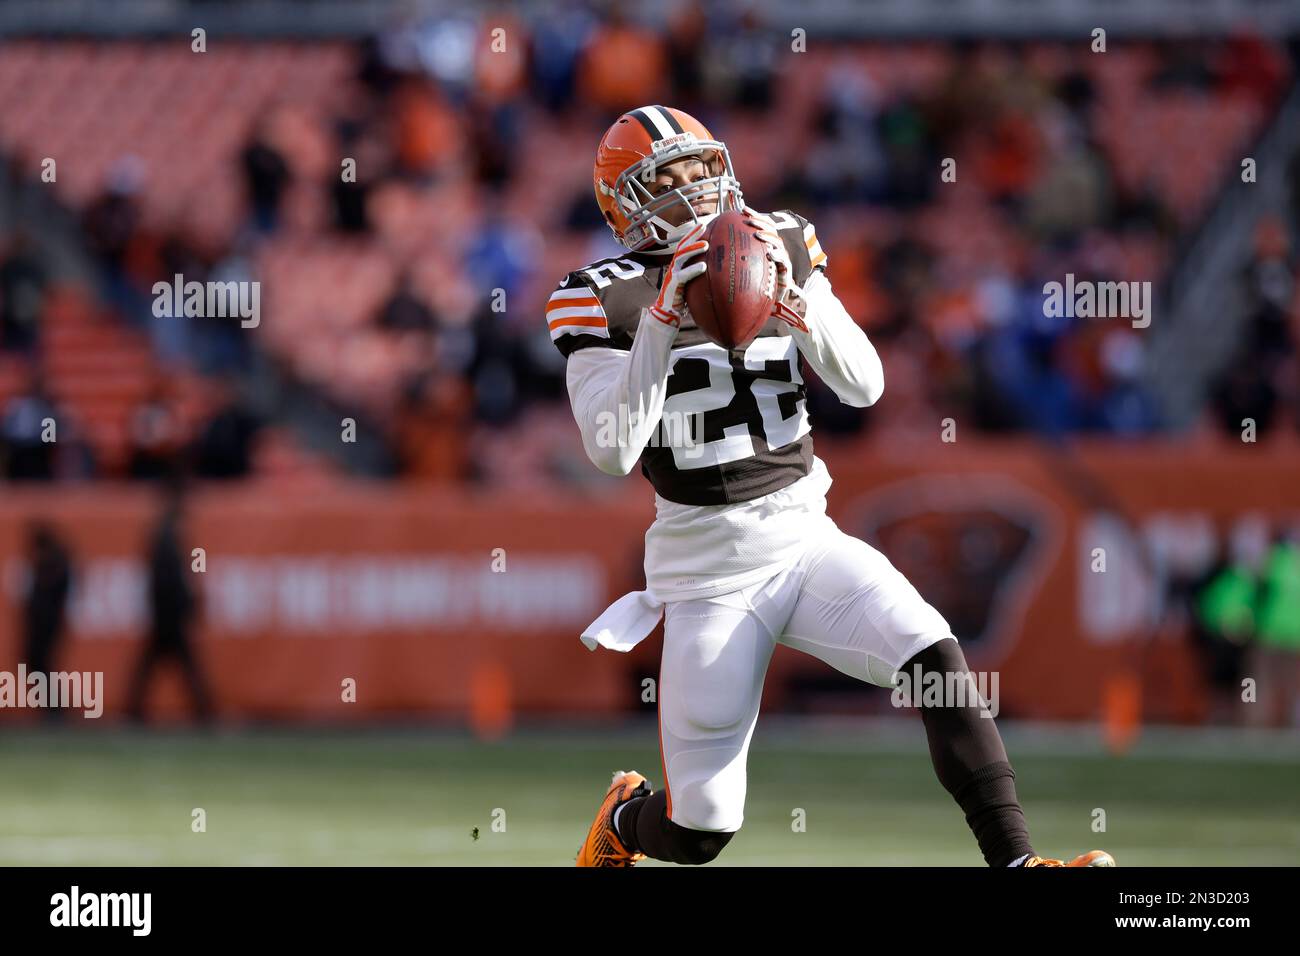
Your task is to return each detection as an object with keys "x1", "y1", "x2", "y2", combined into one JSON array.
[
  {"x1": 544, "y1": 271, "x2": 617, "y2": 359},
  {"x1": 773, "y1": 209, "x2": 828, "y2": 288}
]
